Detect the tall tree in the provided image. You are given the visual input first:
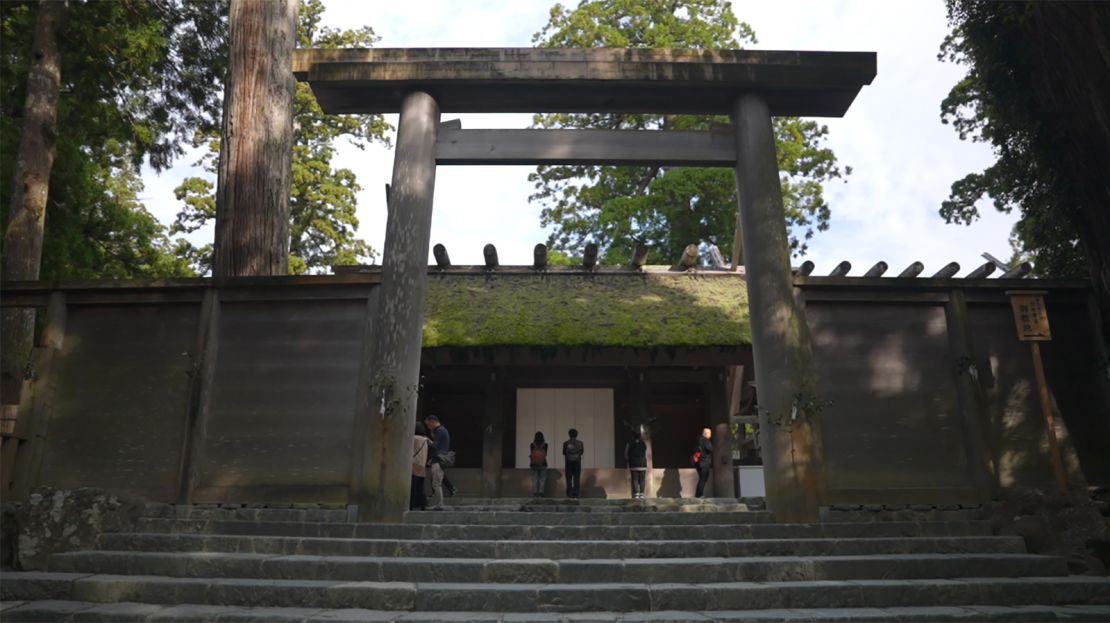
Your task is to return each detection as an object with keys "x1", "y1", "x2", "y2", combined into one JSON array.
[
  {"x1": 2, "y1": 0, "x2": 222, "y2": 402},
  {"x1": 174, "y1": 0, "x2": 390, "y2": 274},
  {"x1": 212, "y1": 0, "x2": 298, "y2": 277},
  {"x1": 939, "y1": 1, "x2": 1110, "y2": 339},
  {"x1": 530, "y1": 0, "x2": 847, "y2": 266},
  {"x1": 1, "y1": 0, "x2": 63, "y2": 403}
]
